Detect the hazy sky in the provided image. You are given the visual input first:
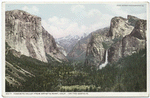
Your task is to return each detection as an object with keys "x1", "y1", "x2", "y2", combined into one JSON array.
[{"x1": 5, "y1": 3, "x2": 147, "y2": 38}]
